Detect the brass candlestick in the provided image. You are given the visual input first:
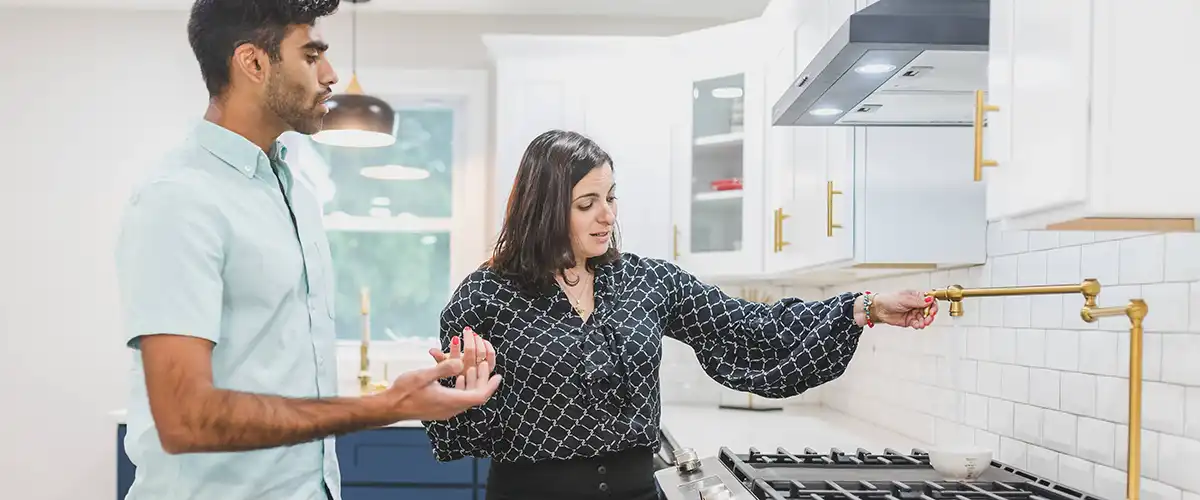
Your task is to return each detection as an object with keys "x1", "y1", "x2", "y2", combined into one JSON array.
[
  {"x1": 925, "y1": 279, "x2": 1146, "y2": 500},
  {"x1": 359, "y1": 286, "x2": 388, "y2": 395}
]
